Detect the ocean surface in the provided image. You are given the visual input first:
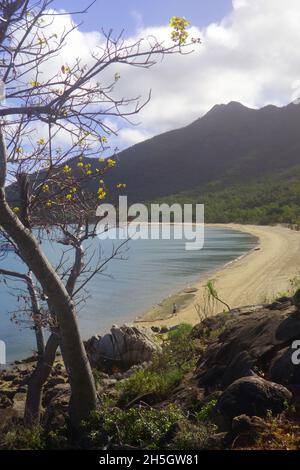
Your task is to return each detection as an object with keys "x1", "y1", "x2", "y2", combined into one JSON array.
[{"x1": 0, "y1": 226, "x2": 256, "y2": 364}]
